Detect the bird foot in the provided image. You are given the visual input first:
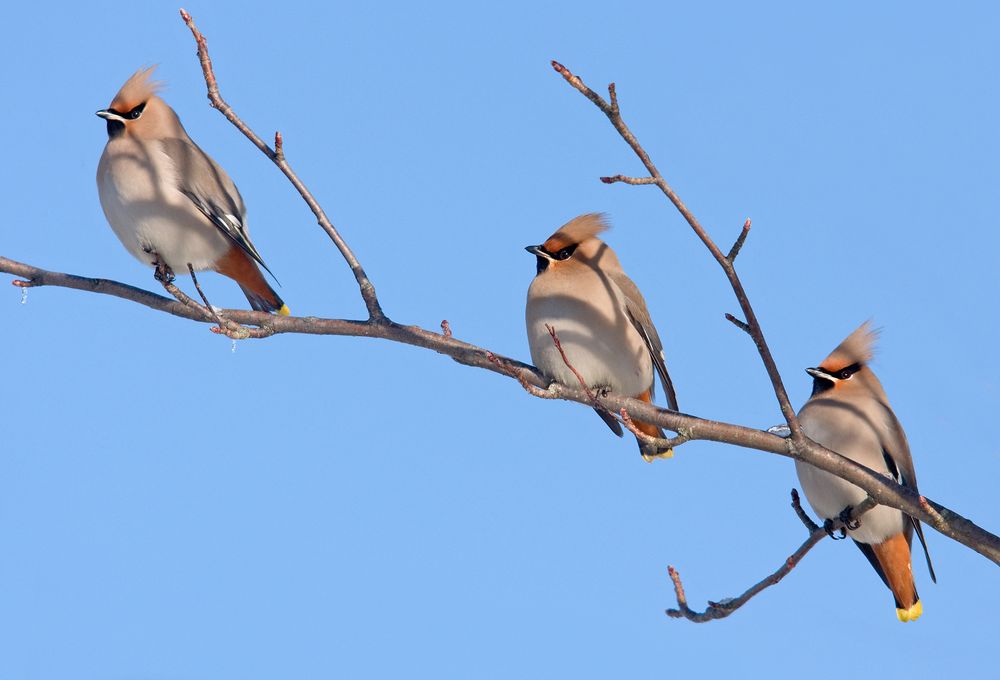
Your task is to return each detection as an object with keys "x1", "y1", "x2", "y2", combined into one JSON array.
[
  {"x1": 153, "y1": 258, "x2": 175, "y2": 284},
  {"x1": 823, "y1": 518, "x2": 847, "y2": 540},
  {"x1": 839, "y1": 506, "x2": 861, "y2": 531}
]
